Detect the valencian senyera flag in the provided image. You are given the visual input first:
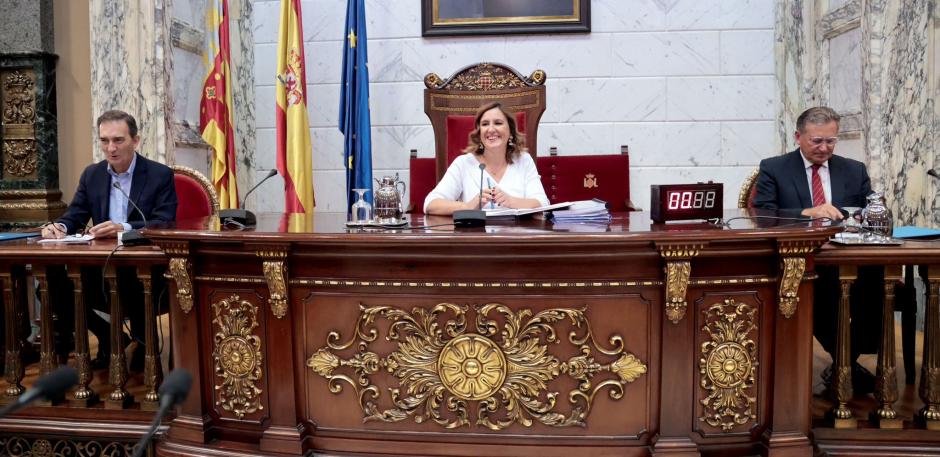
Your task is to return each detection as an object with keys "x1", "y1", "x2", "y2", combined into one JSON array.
[
  {"x1": 200, "y1": 0, "x2": 238, "y2": 209},
  {"x1": 276, "y1": 0, "x2": 314, "y2": 213},
  {"x1": 339, "y1": 0, "x2": 373, "y2": 212}
]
